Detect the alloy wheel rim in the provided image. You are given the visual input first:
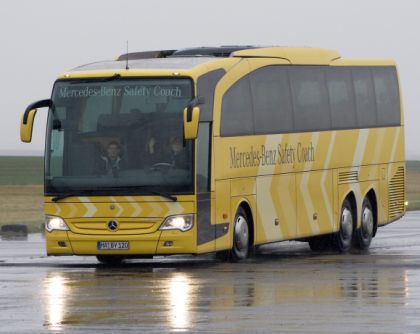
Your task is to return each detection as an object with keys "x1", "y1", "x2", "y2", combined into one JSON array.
[
  {"x1": 234, "y1": 216, "x2": 249, "y2": 253},
  {"x1": 361, "y1": 206, "x2": 374, "y2": 238},
  {"x1": 341, "y1": 208, "x2": 353, "y2": 240}
]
